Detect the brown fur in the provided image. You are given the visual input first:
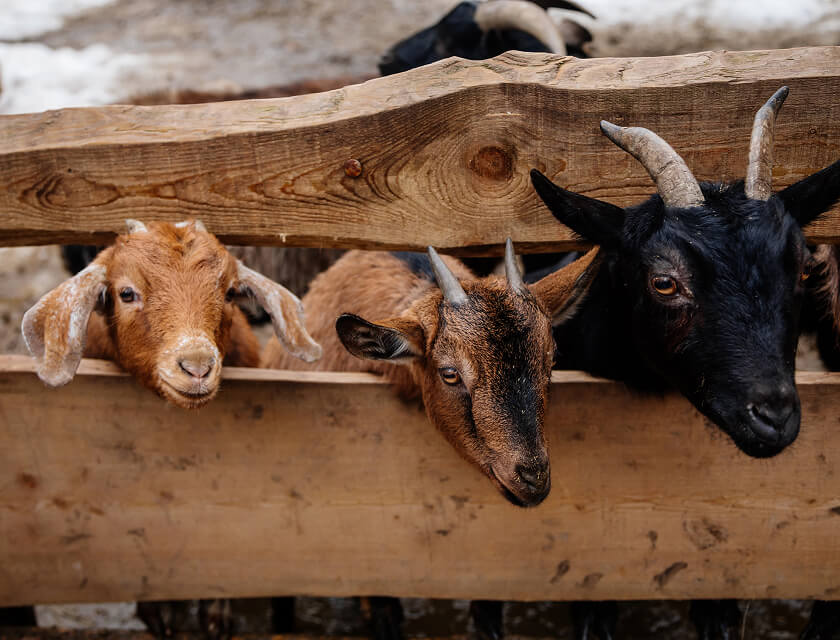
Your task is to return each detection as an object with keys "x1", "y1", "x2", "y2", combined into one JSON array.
[
  {"x1": 815, "y1": 244, "x2": 840, "y2": 332},
  {"x1": 263, "y1": 247, "x2": 600, "y2": 507},
  {"x1": 24, "y1": 220, "x2": 317, "y2": 409},
  {"x1": 86, "y1": 224, "x2": 258, "y2": 407},
  {"x1": 263, "y1": 251, "x2": 464, "y2": 395}
]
